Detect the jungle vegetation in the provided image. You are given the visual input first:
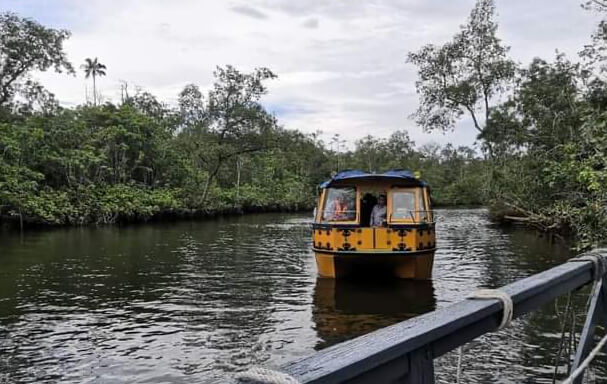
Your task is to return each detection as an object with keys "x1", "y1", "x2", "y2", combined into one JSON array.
[
  {"x1": 409, "y1": 0, "x2": 607, "y2": 249},
  {"x1": 2, "y1": 0, "x2": 607, "y2": 251},
  {"x1": 0, "y1": 12, "x2": 485, "y2": 229}
]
